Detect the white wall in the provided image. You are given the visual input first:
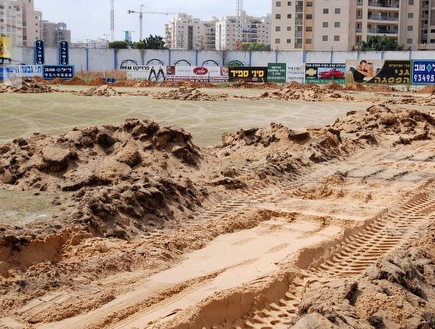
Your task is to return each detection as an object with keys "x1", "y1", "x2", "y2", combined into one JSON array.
[{"x1": 15, "y1": 47, "x2": 435, "y2": 71}]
